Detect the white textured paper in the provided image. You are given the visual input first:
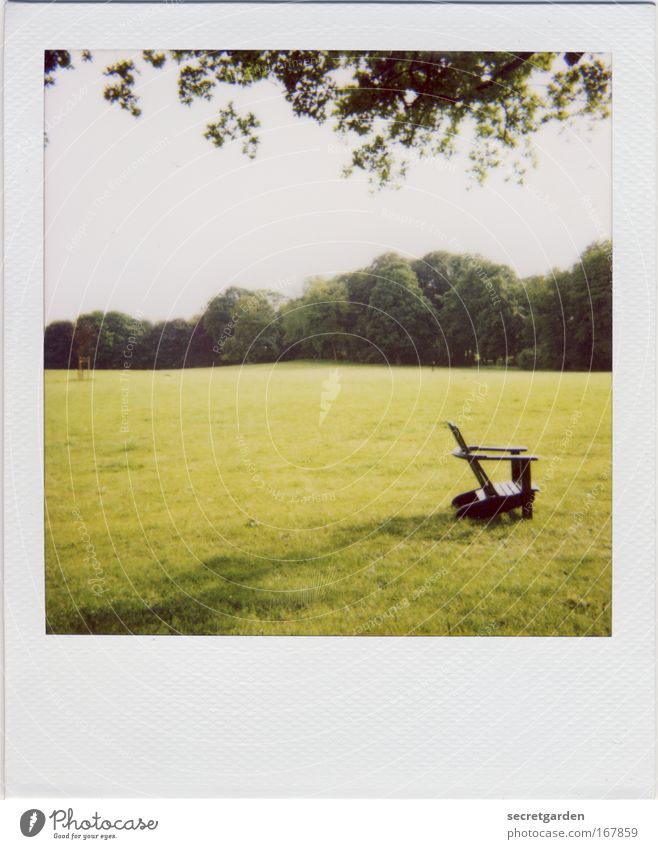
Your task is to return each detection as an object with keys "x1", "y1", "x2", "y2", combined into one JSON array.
[{"x1": 3, "y1": 3, "x2": 656, "y2": 797}]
